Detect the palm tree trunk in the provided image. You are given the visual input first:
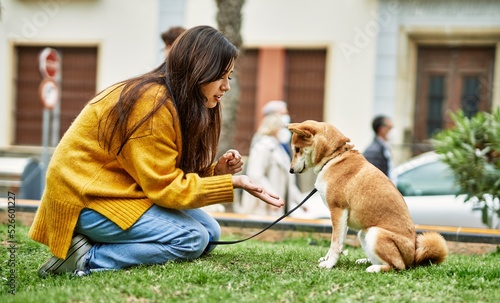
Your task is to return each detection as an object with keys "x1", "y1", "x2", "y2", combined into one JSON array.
[{"x1": 215, "y1": 0, "x2": 245, "y2": 157}]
